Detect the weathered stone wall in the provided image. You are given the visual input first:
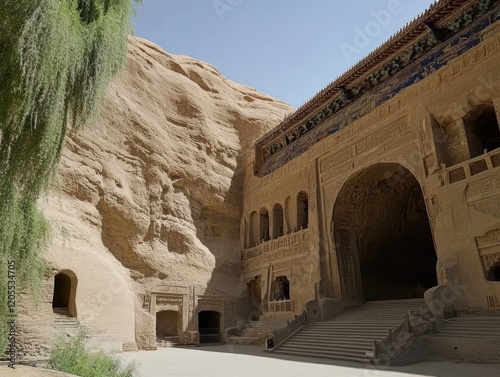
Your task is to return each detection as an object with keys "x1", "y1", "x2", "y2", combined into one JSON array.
[{"x1": 15, "y1": 36, "x2": 292, "y2": 358}]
